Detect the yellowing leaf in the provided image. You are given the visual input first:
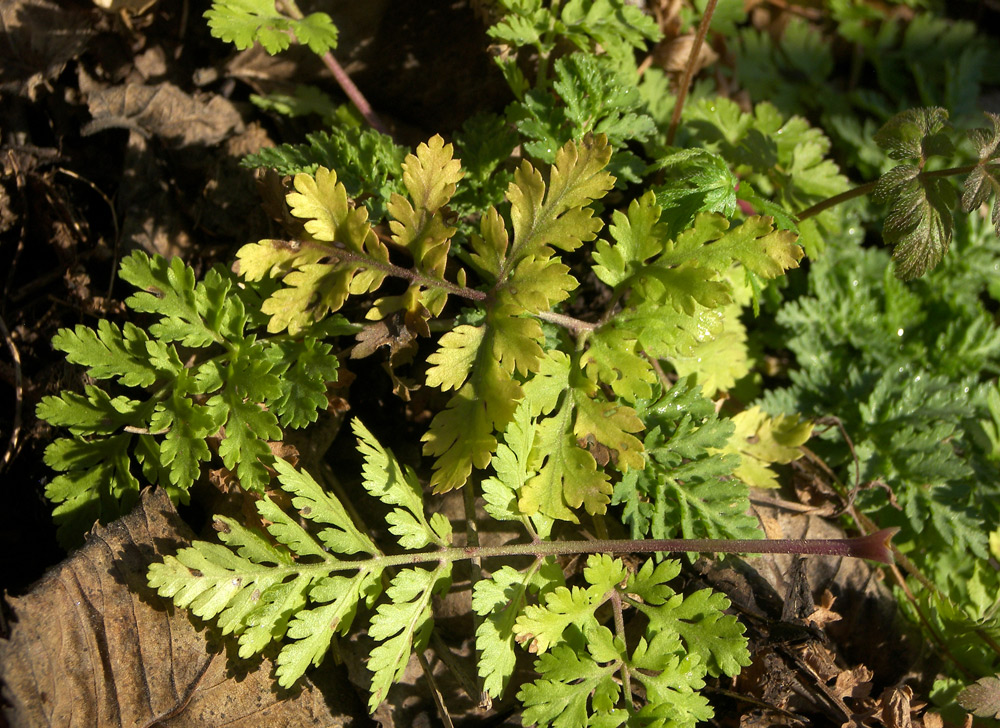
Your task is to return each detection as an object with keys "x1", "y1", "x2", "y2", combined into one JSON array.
[
  {"x1": 519, "y1": 405, "x2": 610, "y2": 521},
  {"x1": 491, "y1": 308, "x2": 545, "y2": 378},
  {"x1": 581, "y1": 326, "x2": 657, "y2": 402},
  {"x1": 670, "y1": 304, "x2": 750, "y2": 397},
  {"x1": 714, "y1": 407, "x2": 812, "y2": 488},
  {"x1": 502, "y1": 257, "x2": 577, "y2": 314},
  {"x1": 469, "y1": 206, "x2": 509, "y2": 280},
  {"x1": 425, "y1": 324, "x2": 485, "y2": 391},
  {"x1": 384, "y1": 135, "x2": 463, "y2": 318},
  {"x1": 238, "y1": 167, "x2": 389, "y2": 334},
  {"x1": 507, "y1": 134, "x2": 614, "y2": 267},
  {"x1": 573, "y1": 396, "x2": 645, "y2": 471},
  {"x1": 424, "y1": 357, "x2": 522, "y2": 492}
]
